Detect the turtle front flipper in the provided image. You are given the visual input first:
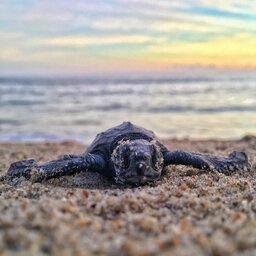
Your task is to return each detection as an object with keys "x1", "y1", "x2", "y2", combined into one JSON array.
[
  {"x1": 163, "y1": 150, "x2": 250, "y2": 174},
  {"x1": 6, "y1": 153, "x2": 105, "y2": 183}
]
